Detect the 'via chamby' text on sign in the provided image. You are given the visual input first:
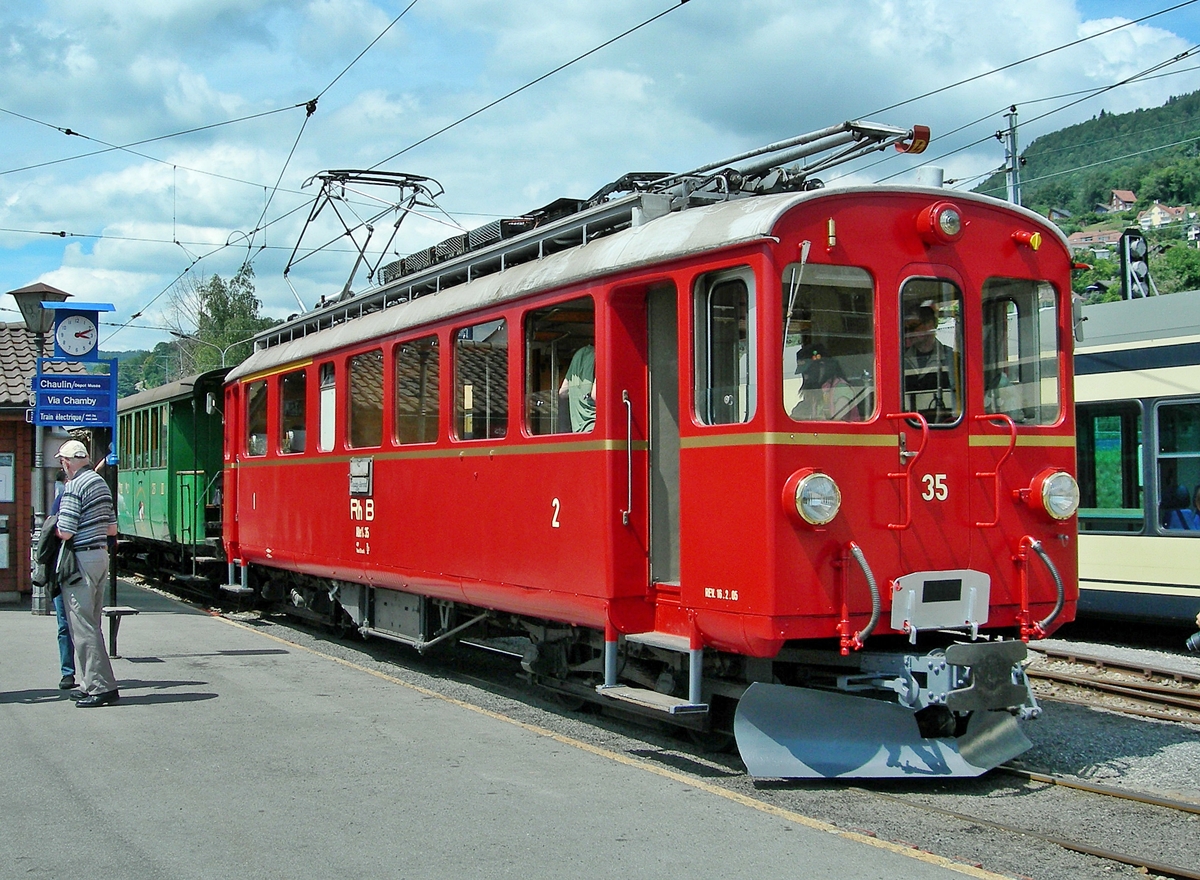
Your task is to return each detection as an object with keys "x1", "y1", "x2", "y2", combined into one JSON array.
[{"x1": 32, "y1": 359, "x2": 118, "y2": 428}]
